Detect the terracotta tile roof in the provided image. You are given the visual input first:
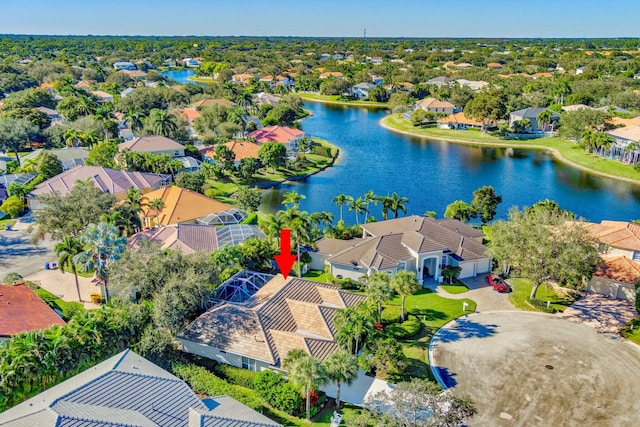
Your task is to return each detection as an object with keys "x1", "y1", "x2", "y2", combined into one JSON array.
[
  {"x1": 436, "y1": 112, "x2": 495, "y2": 126},
  {"x1": 594, "y1": 256, "x2": 640, "y2": 284},
  {"x1": 119, "y1": 135, "x2": 184, "y2": 153},
  {"x1": 179, "y1": 108, "x2": 202, "y2": 124},
  {"x1": 416, "y1": 97, "x2": 455, "y2": 109},
  {"x1": 608, "y1": 117, "x2": 640, "y2": 127},
  {"x1": 487, "y1": 62, "x2": 503, "y2": 68},
  {"x1": 222, "y1": 141, "x2": 261, "y2": 161},
  {"x1": 584, "y1": 220, "x2": 640, "y2": 251},
  {"x1": 319, "y1": 71, "x2": 344, "y2": 78},
  {"x1": 141, "y1": 186, "x2": 232, "y2": 225},
  {"x1": 0, "y1": 283, "x2": 65, "y2": 337},
  {"x1": 232, "y1": 73, "x2": 255, "y2": 83},
  {"x1": 31, "y1": 166, "x2": 166, "y2": 197},
  {"x1": 179, "y1": 276, "x2": 365, "y2": 366},
  {"x1": 248, "y1": 126, "x2": 305, "y2": 144},
  {"x1": 191, "y1": 98, "x2": 236, "y2": 108}
]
